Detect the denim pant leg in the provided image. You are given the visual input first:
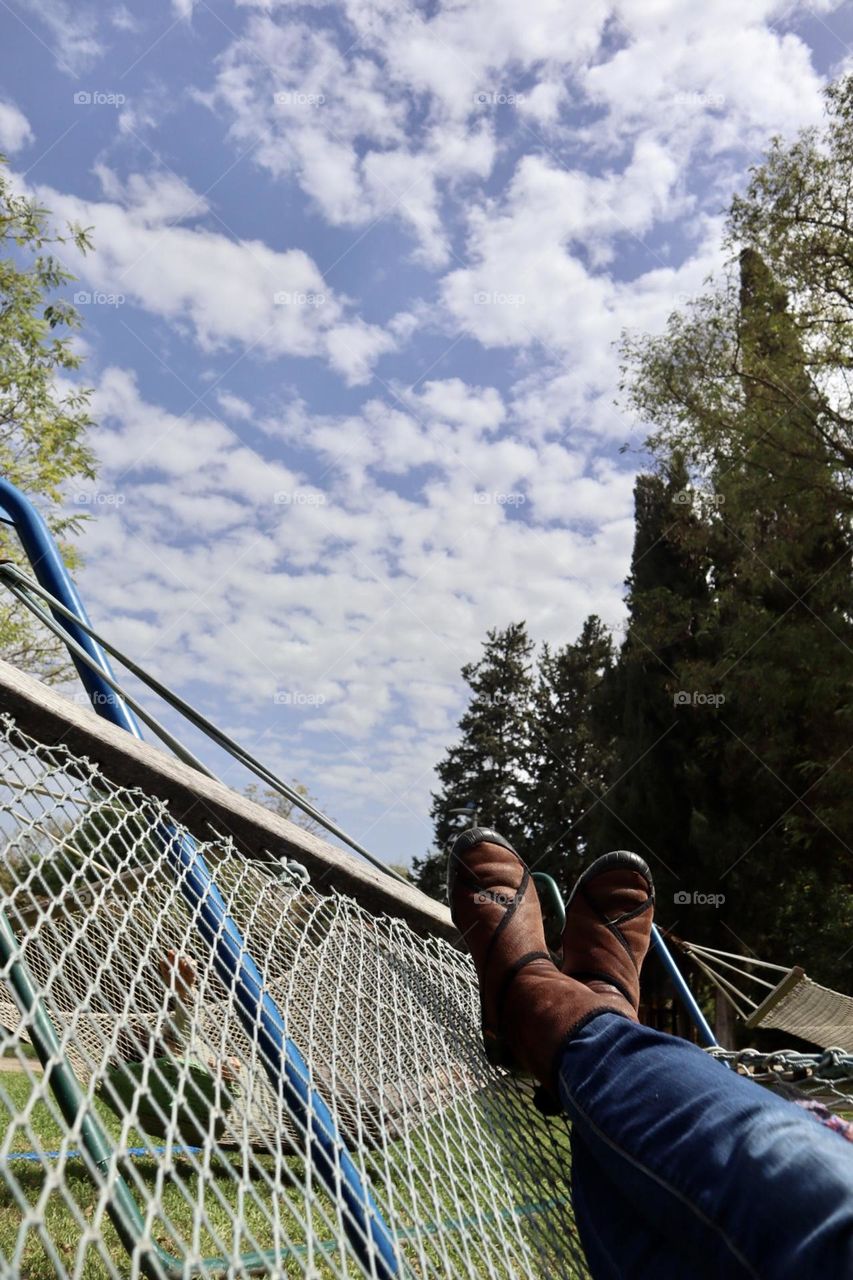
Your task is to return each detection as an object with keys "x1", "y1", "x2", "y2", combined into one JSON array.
[
  {"x1": 571, "y1": 1126, "x2": 714, "y2": 1279},
  {"x1": 558, "y1": 1013, "x2": 853, "y2": 1280}
]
